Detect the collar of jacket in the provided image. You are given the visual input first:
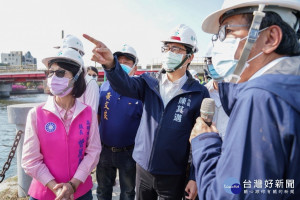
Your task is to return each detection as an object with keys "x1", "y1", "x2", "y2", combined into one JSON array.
[
  {"x1": 42, "y1": 96, "x2": 87, "y2": 121},
  {"x1": 141, "y1": 69, "x2": 203, "y2": 96}
]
